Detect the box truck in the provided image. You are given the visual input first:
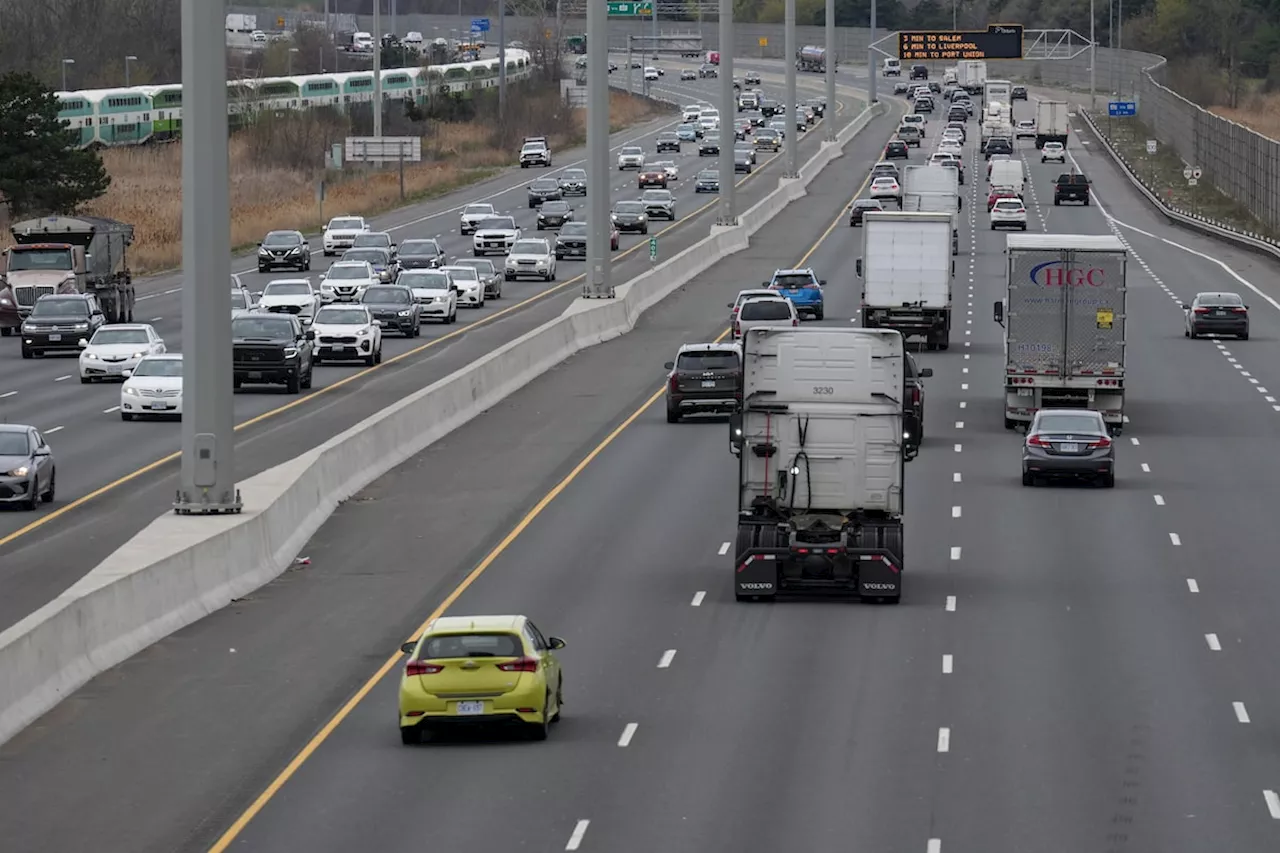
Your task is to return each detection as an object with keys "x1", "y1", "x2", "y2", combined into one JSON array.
[
  {"x1": 856, "y1": 211, "x2": 954, "y2": 350},
  {"x1": 957, "y1": 60, "x2": 986, "y2": 94},
  {"x1": 1034, "y1": 100, "x2": 1070, "y2": 148},
  {"x1": 901, "y1": 164, "x2": 962, "y2": 256}
]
